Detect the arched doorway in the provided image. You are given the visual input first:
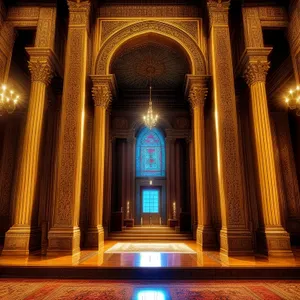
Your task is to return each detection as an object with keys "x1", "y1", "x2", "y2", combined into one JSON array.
[{"x1": 93, "y1": 21, "x2": 207, "y2": 237}]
